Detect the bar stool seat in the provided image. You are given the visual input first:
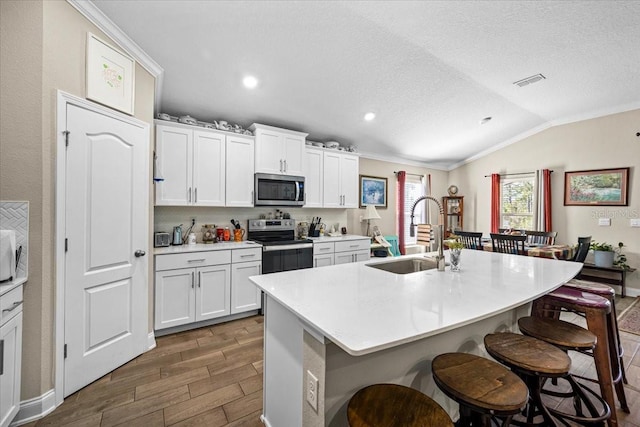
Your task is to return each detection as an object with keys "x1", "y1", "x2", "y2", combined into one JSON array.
[
  {"x1": 347, "y1": 383, "x2": 453, "y2": 426},
  {"x1": 533, "y1": 285, "x2": 629, "y2": 425},
  {"x1": 564, "y1": 278, "x2": 627, "y2": 384},
  {"x1": 485, "y1": 332, "x2": 610, "y2": 426},
  {"x1": 432, "y1": 353, "x2": 528, "y2": 426}
]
